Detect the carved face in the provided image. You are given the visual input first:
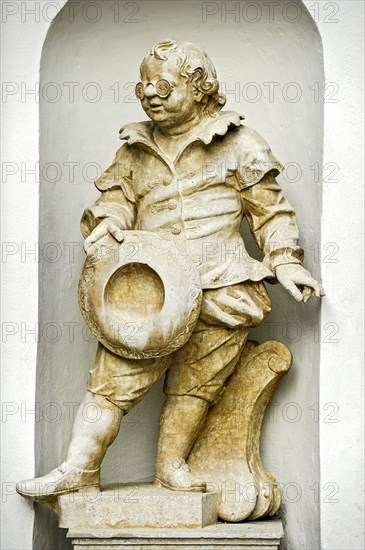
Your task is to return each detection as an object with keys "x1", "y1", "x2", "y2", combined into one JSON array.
[{"x1": 138, "y1": 56, "x2": 203, "y2": 129}]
